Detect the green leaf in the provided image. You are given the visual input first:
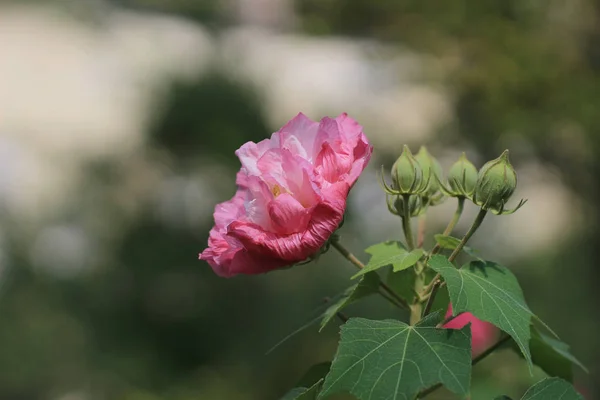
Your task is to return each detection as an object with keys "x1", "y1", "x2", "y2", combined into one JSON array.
[
  {"x1": 386, "y1": 267, "x2": 417, "y2": 303},
  {"x1": 494, "y1": 378, "x2": 584, "y2": 400},
  {"x1": 434, "y1": 234, "x2": 482, "y2": 259},
  {"x1": 319, "y1": 313, "x2": 472, "y2": 400},
  {"x1": 319, "y1": 272, "x2": 380, "y2": 331},
  {"x1": 427, "y1": 283, "x2": 451, "y2": 315},
  {"x1": 521, "y1": 377, "x2": 583, "y2": 400},
  {"x1": 281, "y1": 380, "x2": 323, "y2": 400},
  {"x1": 528, "y1": 326, "x2": 587, "y2": 382},
  {"x1": 386, "y1": 267, "x2": 450, "y2": 313},
  {"x1": 351, "y1": 241, "x2": 424, "y2": 279},
  {"x1": 391, "y1": 248, "x2": 424, "y2": 272},
  {"x1": 428, "y1": 256, "x2": 534, "y2": 369},
  {"x1": 433, "y1": 234, "x2": 462, "y2": 249}
]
